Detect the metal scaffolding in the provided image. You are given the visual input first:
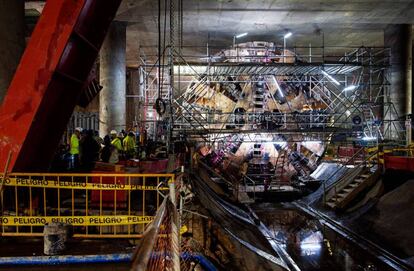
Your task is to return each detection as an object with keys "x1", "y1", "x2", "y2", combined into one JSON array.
[
  {"x1": 137, "y1": 59, "x2": 171, "y2": 141},
  {"x1": 137, "y1": 41, "x2": 405, "y2": 147}
]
